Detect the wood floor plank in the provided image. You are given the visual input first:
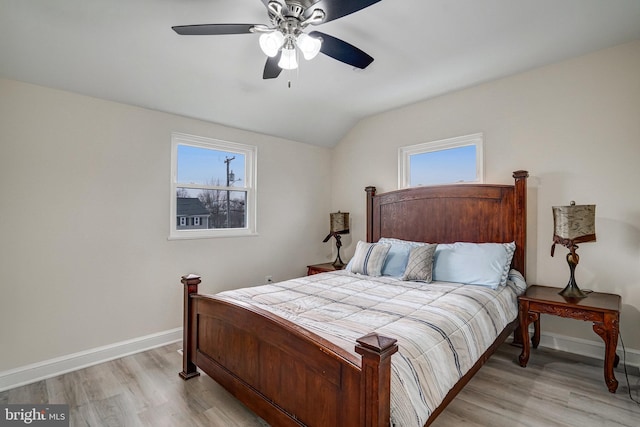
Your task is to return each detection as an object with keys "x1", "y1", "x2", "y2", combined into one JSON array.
[
  {"x1": 5, "y1": 379, "x2": 48, "y2": 404},
  {"x1": 431, "y1": 344, "x2": 640, "y2": 427},
  {"x1": 1, "y1": 341, "x2": 638, "y2": 426}
]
